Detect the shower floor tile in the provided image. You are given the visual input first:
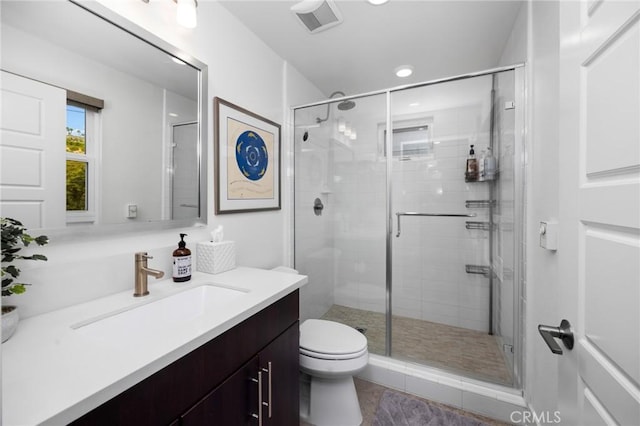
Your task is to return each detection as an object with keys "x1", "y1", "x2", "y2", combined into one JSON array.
[{"x1": 321, "y1": 304, "x2": 513, "y2": 386}]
